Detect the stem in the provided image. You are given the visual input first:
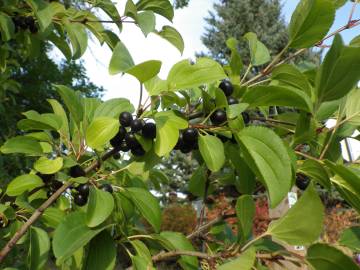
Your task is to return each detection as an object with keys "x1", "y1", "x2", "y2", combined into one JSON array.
[
  {"x1": 263, "y1": 45, "x2": 289, "y2": 75},
  {"x1": 295, "y1": 151, "x2": 323, "y2": 163},
  {"x1": 240, "y1": 234, "x2": 267, "y2": 252},
  {"x1": 137, "y1": 82, "x2": 143, "y2": 117},
  {"x1": 348, "y1": 1, "x2": 358, "y2": 23},
  {"x1": 251, "y1": 117, "x2": 296, "y2": 126},
  {"x1": 152, "y1": 250, "x2": 219, "y2": 262},
  {"x1": 240, "y1": 64, "x2": 252, "y2": 85}
]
